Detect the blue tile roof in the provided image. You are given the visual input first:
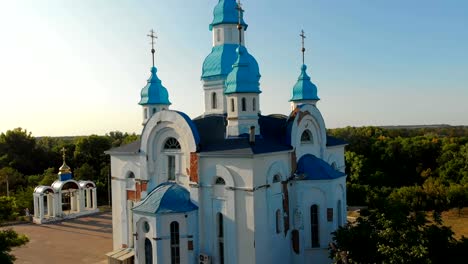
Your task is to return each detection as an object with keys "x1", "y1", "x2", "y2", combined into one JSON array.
[
  {"x1": 290, "y1": 65, "x2": 320, "y2": 102},
  {"x1": 209, "y1": 0, "x2": 248, "y2": 31},
  {"x1": 296, "y1": 154, "x2": 346, "y2": 180},
  {"x1": 132, "y1": 182, "x2": 198, "y2": 215},
  {"x1": 139, "y1": 67, "x2": 171, "y2": 105},
  {"x1": 202, "y1": 44, "x2": 259, "y2": 80}
]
